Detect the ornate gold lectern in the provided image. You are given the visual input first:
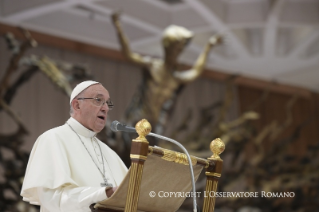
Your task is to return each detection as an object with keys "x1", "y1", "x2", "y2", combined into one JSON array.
[{"x1": 91, "y1": 119, "x2": 225, "y2": 212}]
